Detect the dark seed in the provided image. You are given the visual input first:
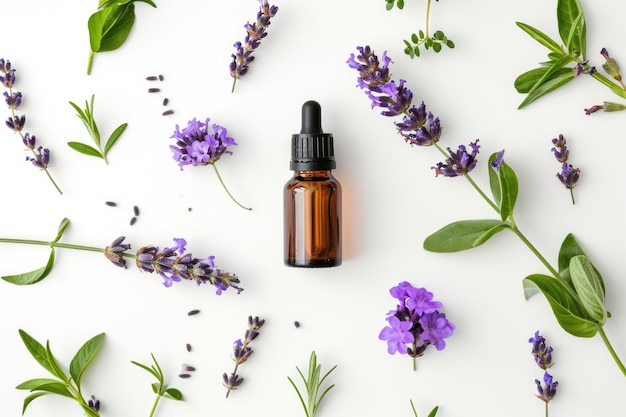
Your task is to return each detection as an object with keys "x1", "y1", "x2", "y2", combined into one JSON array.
[
  {"x1": 130, "y1": 216, "x2": 137, "y2": 226},
  {"x1": 186, "y1": 343, "x2": 192, "y2": 352},
  {"x1": 188, "y1": 207, "x2": 192, "y2": 212},
  {"x1": 105, "y1": 201, "x2": 117, "y2": 207},
  {"x1": 178, "y1": 373, "x2": 191, "y2": 379},
  {"x1": 187, "y1": 309, "x2": 200, "y2": 316},
  {"x1": 182, "y1": 364, "x2": 196, "y2": 372},
  {"x1": 162, "y1": 109, "x2": 174, "y2": 116},
  {"x1": 294, "y1": 321, "x2": 300, "y2": 328},
  {"x1": 146, "y1": 75, "x2": 158, "y2": 80},
  {"x1": 162, "y1": 98, "x2": 169, "y2": 106},
  {"x1": 158, "y1": 74, "x2": 164, "y2": 81},
  {"x1": 133, "y1": 205, "x2": 139, "y2": 216},
  {"x1": 148, "y1": 88, "x2": 160, "y2": 93}
]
